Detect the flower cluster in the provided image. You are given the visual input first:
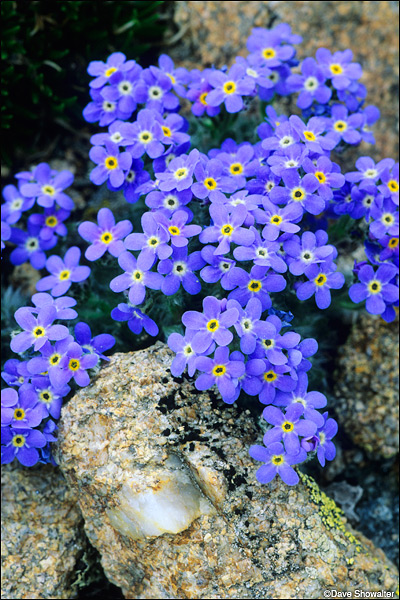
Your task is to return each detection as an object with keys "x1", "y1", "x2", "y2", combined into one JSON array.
[
  {"x1": 2, "y1": 22, "x2": 398, "y2": 487},
  {"x1": 341, "y1": 159, "x2": 399, "y2": 321},
  {"x1": 1, "y1": 292, "x2": 114, "y2": 466},
  {"x1": 2, "y1": 163, "x2": 74, "y2": 266},
  {"x1": 76, "y1": 23, "x2": 397, "y2": 485},
  {"x1": 170, "y1": 297, "x2": 334, "y2": 485}
]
